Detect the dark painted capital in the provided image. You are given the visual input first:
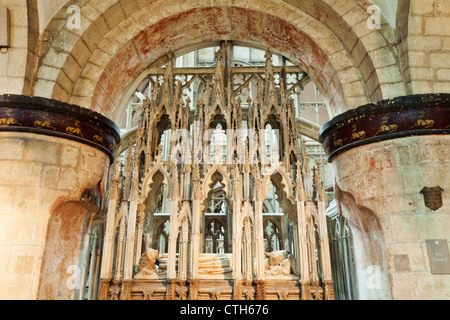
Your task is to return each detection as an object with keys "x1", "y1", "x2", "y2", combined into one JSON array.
[
  {"x1": 320, "y1": 93, "x2": 450, "y2": 162},
  {"x1": 0, "y1": 94, "x2": 121, "y2": 163}
]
